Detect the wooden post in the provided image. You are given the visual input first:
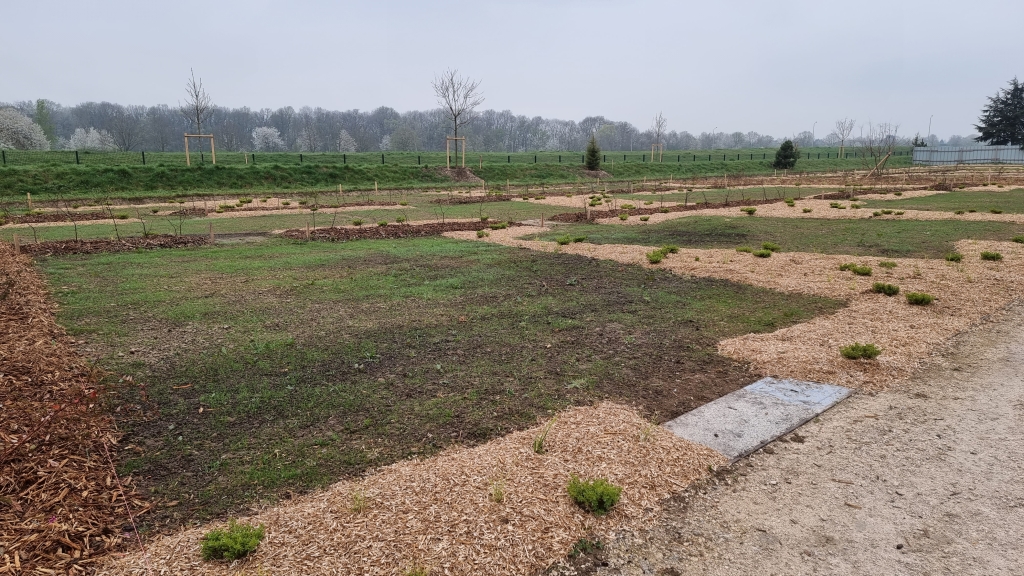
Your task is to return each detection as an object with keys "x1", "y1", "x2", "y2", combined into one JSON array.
[
  {"x1": 305, "y1": 223, "x2": 310, "y2": 240},
  {"x1": 209, "y1": 136, "x2": 216, "y2": 164},
  {"x1": 540, "y1": 212, "x2": 544, "y2": 227},
  {"x1": 479, "y1": 154, "x2": 482, "y2": 169},
  {"x1": 13, "y1": 234, "x2": 19, "y2": 254},
  {"x1": 209, "y1": 223, "x2": 214, "y2": 242},
  {"x1": 26, "y1": 193, "x2": 31, "y2": 209},
  {"x1": 184, "y1": 134, "x2": 191, "y2": 166},
  {"x1": 446, "y1": 138, "x2": 450, "y2": 169},
  {"x1": 245, "y1": 153, "x2": 248, "y2": 165},
  {"x1": 375, "y1": 181, "x2": 378, "y2": 193},
  {"x1": 461, "y1": 139, "x2": 466, "y2": 168}
]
